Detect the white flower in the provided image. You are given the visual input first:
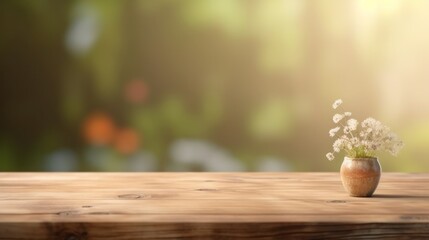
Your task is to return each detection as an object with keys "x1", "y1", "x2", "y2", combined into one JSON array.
[
  {"x1": 333, "y1": 114, "x2": 344, "y2": 123},
  {"x1": 391, "y1": 141, "x2": 404, "y2": 156},
  {"x1": 345, "y1": 141, "x2": 353, "y2": 150},
  {"x1": 361, "y1": 117, "x2": 379, "y2": 128},
  {"x1": 332, "y1": 99, "x2": 343, "y2": 109},
  {"x1": 344, "y1": 126, "x2": 351, "y2": 134},
  {"x1": 333, "y1": 138, "x2": 343, "y2": 152},
  {"x1": 350, "y1": 137, "x2": 359, "y2": 146},
  {"x1": 329, "y1": 127, "x2": 341, "y2": 137},
  {"x1": 326, "y1": 152, "x2": 335, "y2": 161},
  {"x1": 347, "y1": 118, "x2": 358, "y2": 131},
  {"x1": 384, "y1": 133, "x2": 403, "y2": 156},
  {"x1": 326, "y1": 100, "x2": 403, "y2": 160}
]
